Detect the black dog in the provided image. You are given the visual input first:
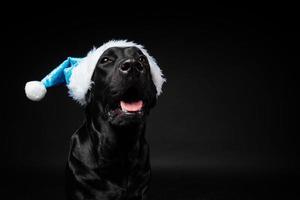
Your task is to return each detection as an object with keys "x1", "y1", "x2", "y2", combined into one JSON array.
[{"x1": 65, "y1": 47, "x2": 157, "y2": 200}]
